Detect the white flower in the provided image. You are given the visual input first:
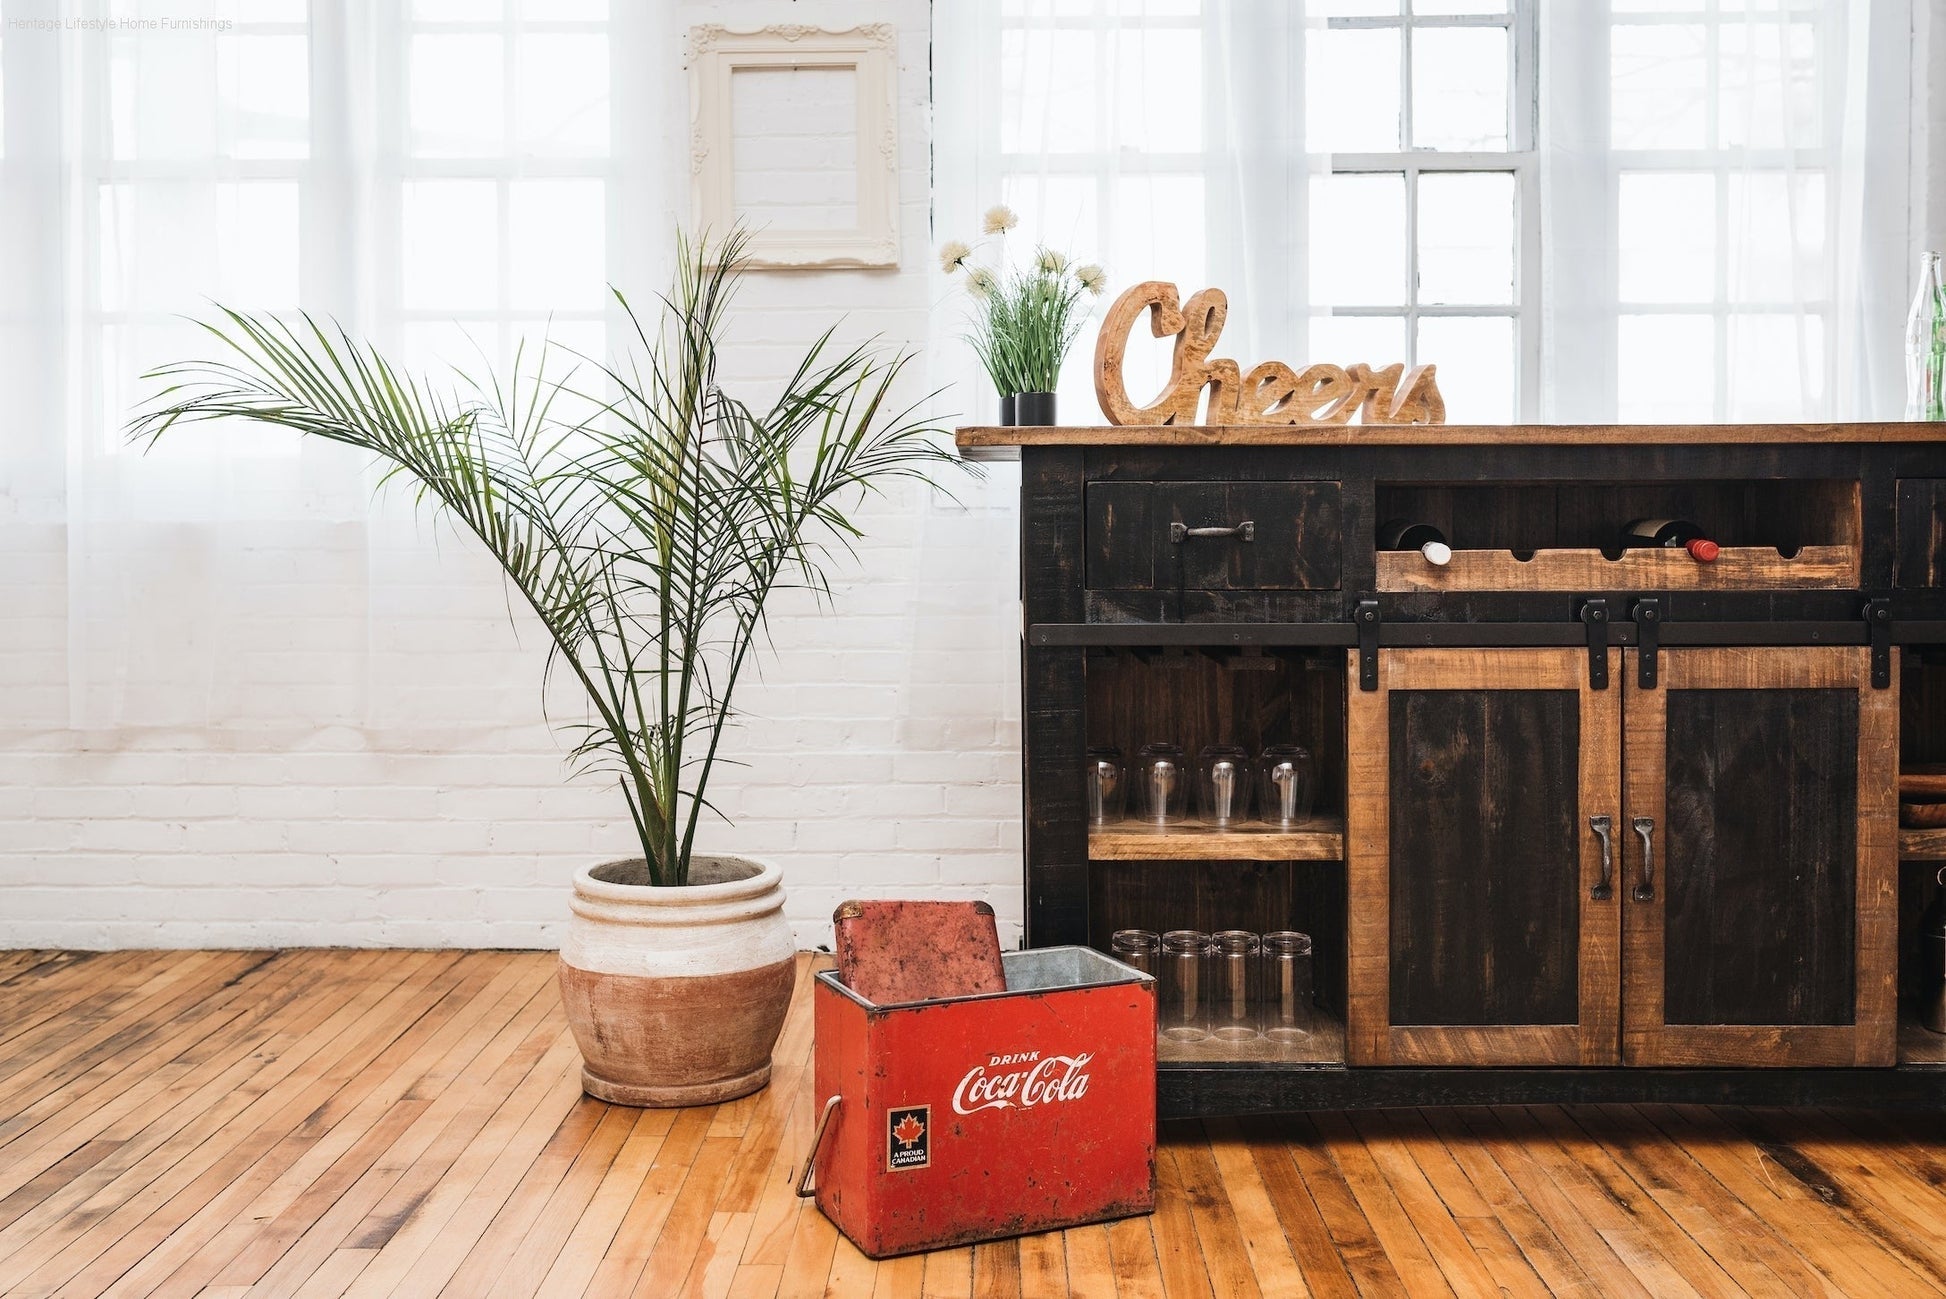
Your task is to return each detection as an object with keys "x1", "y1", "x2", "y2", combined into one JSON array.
[
  {"x1": 982, "y1": 204, "x2": 1019, "y2": 235},
  {"x1": 938, "y1": 239, "x2": 972, "y2": 274},
  {"x1": 966, "y1": 267, "x2": 998, "y2": 299},
  {"x1": 1035, "y1": 247, "x2": 1070, "y2": 274},
  {"x1": 1075, "y1": 264, "x2": 1107, "y2": 295}
]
